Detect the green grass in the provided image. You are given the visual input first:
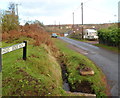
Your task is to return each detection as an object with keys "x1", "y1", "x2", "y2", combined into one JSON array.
[
  {"x1": 2, "y1": 36, "x2": 95, "y2": 96},
  {"x1": 68, "y1": 37, "x2": 119, "y2": 53},
  {"x1": 0, "y1": 72, "x2": 2, "y2": 97},
  {"x1": 2, "y1": 37, "x2": 66, "y2": 96},
  {"x1": 2, "y1": 36, "x2": 108, "y2": 96},
  {"x1": 94, "y1": 44, "x2": 119, "y2": 53},
  {"x1": 53, "y1": 39, "x2": 107, "y2": 97},
  {"x1": 68, "y1": 37, "x2": 87, "y2": 42}
]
